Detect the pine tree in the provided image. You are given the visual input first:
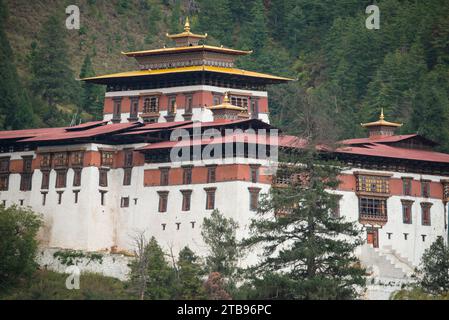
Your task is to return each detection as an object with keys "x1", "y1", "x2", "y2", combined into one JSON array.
[
  {"x1": 201, "y1": 210, "x2": 240, "y2": 281},
  {"x1": 0, "y1": 0, "x2": 34, "y2": 129},
  {"x1": 242, "y1": 149, "x2": 366, "y2": 300},
  {"x1": 30, "y1": 14, "x2": 79, "y2": 107},
  {"x1": 198, "y1": 0, "x2": 233, "y2": 46},
  {"x1": 419, "y1": 237, "x2": 449, "y2": 295},
  {"x1": 79, "y1": 54, "x2": 104, "y2": 119},
  {"x1": 175, "y1": 247, "x2": 206, "y2": 300}
]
